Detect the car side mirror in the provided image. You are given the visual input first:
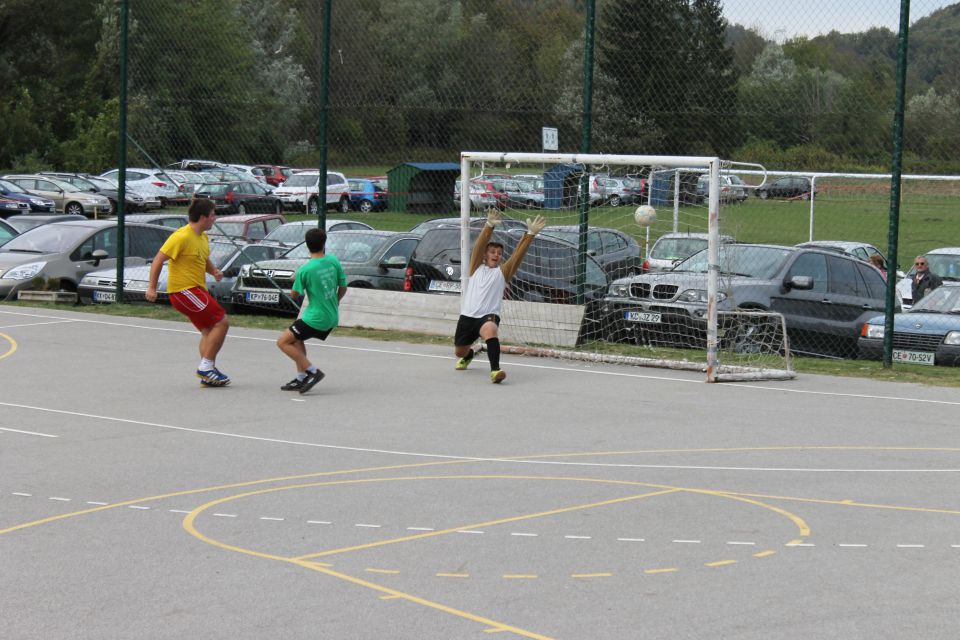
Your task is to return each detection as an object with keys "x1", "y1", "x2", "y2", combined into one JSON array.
[
  {"x1": 379, "y1": 255, "x2": 407, "y2": 270},
  {"x1": 90, "y1": 249, "x2": 109, "y2": 266},
  {"x1": 786, "y1": 275, "x2": 814, "y2": 290},
  {"x1": 222, "y1": 266, "x2": 240, "y2": 278}
]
